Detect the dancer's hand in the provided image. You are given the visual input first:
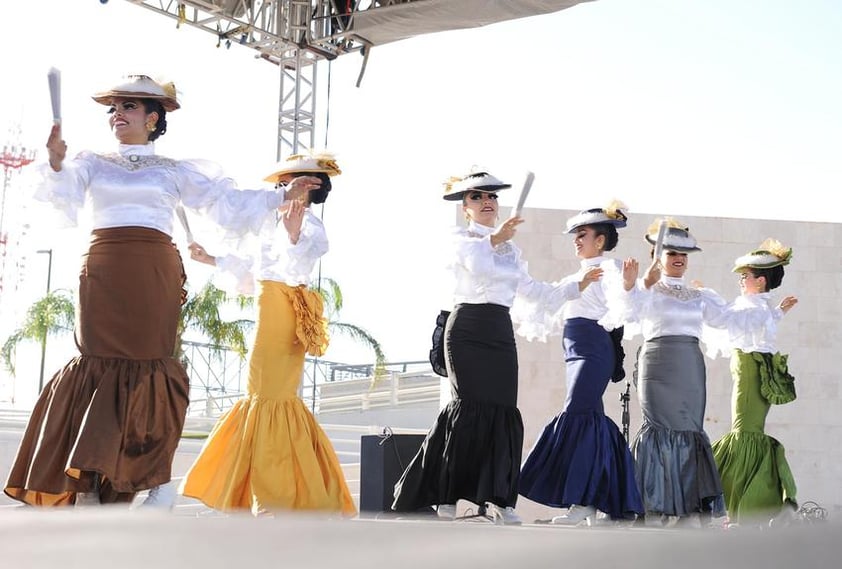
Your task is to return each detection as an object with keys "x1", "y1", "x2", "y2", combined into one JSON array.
[
  {"x1": 643, "y1": 258, "x2": 661, "y2": 289},
  {"x1": 46, "y1": 123, "x2": 66, "y2": 172},
  {"x1": 284, "y1": 175, "x2": 322, "y2": 201},
  {"x1": 189, "y1": 242, "x2": 216, "y2": 266},
  {"x1": 778, "y1": 295, "x2": 798, "y2": 314},
  {"x1": 622, "y1": 258, "x2": 639, "y2": 291},
  {"x1": 283, "y1": 198, "x2": 305, "y2": 244},
  {"x1": 579, "y1": 266, "x2": 603, "y2": 292},
  {"x1": 491, "y1": 216, "x2": 524, "y2": 247}
]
